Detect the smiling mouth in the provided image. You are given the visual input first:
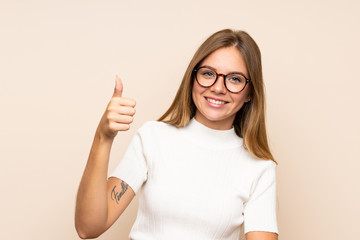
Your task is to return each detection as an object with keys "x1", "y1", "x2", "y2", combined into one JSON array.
[{"x1": 205, "y1": 97, "x2": 228, "y2": 105}]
